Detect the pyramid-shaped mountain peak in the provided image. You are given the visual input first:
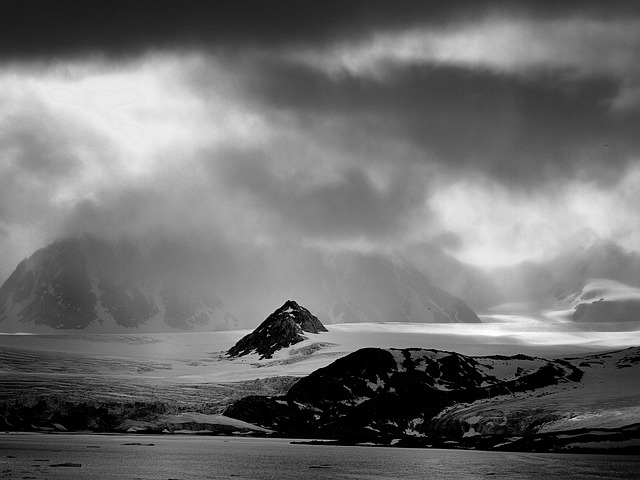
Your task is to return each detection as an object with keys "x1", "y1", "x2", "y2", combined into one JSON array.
[
  {"x1": 277, "y1": 299, "x2": 302, "y2": 313},
  {"x1": 227, "y1": 301, "x2": 327, "y2": 360}
]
